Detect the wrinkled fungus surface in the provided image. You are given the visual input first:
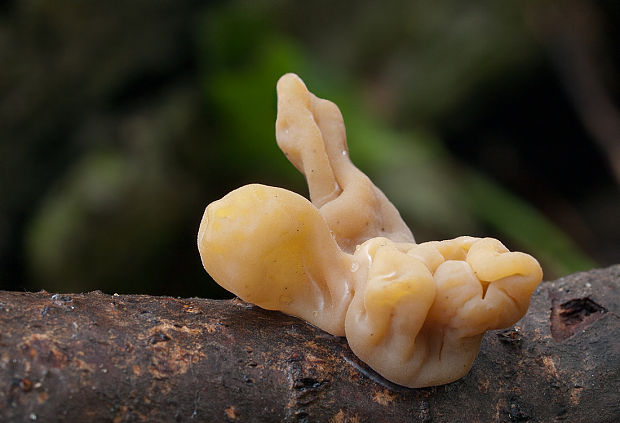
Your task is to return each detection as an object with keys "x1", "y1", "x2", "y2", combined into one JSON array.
[{"x1": 198, "y1": 73, "x2": 543, "y2": 388}]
